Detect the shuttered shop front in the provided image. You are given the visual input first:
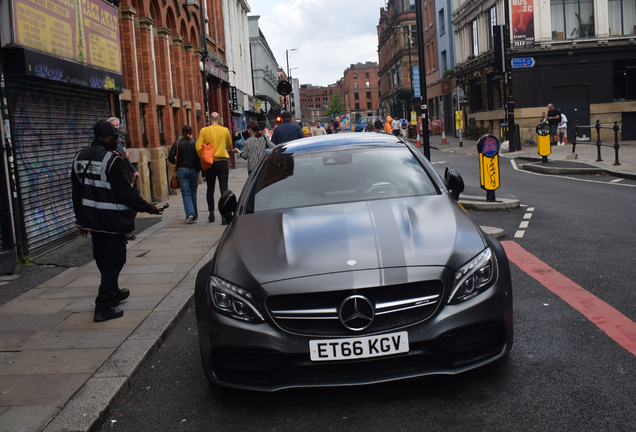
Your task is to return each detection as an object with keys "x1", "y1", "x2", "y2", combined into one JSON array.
[{"x1": 7, "y1": 78, "x2": 111, "y2": 255}]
